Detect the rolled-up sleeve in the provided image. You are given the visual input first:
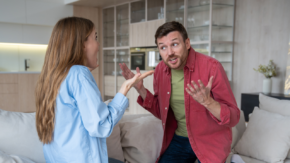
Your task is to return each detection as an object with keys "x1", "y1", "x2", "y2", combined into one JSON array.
[
  {"x1": 209, "y1": 61, "x2": 240, "y2": 127},
  {"x1": 72, "y1": 68, "x2": 128, "y2": 138}
]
